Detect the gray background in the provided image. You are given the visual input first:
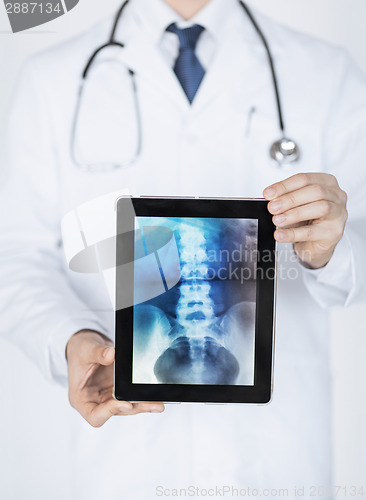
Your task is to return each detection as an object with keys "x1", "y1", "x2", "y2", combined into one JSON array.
[{"x1": 0, "y1": 0, "x2": 365, "y2": 497}]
